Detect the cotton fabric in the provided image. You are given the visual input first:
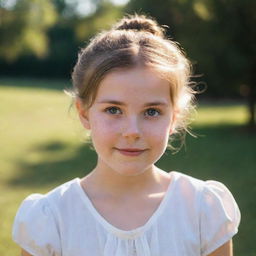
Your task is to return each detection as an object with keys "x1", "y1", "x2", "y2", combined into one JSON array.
[{"x1": 12, "y1": 171, "x2": 241, "y2": 256}]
